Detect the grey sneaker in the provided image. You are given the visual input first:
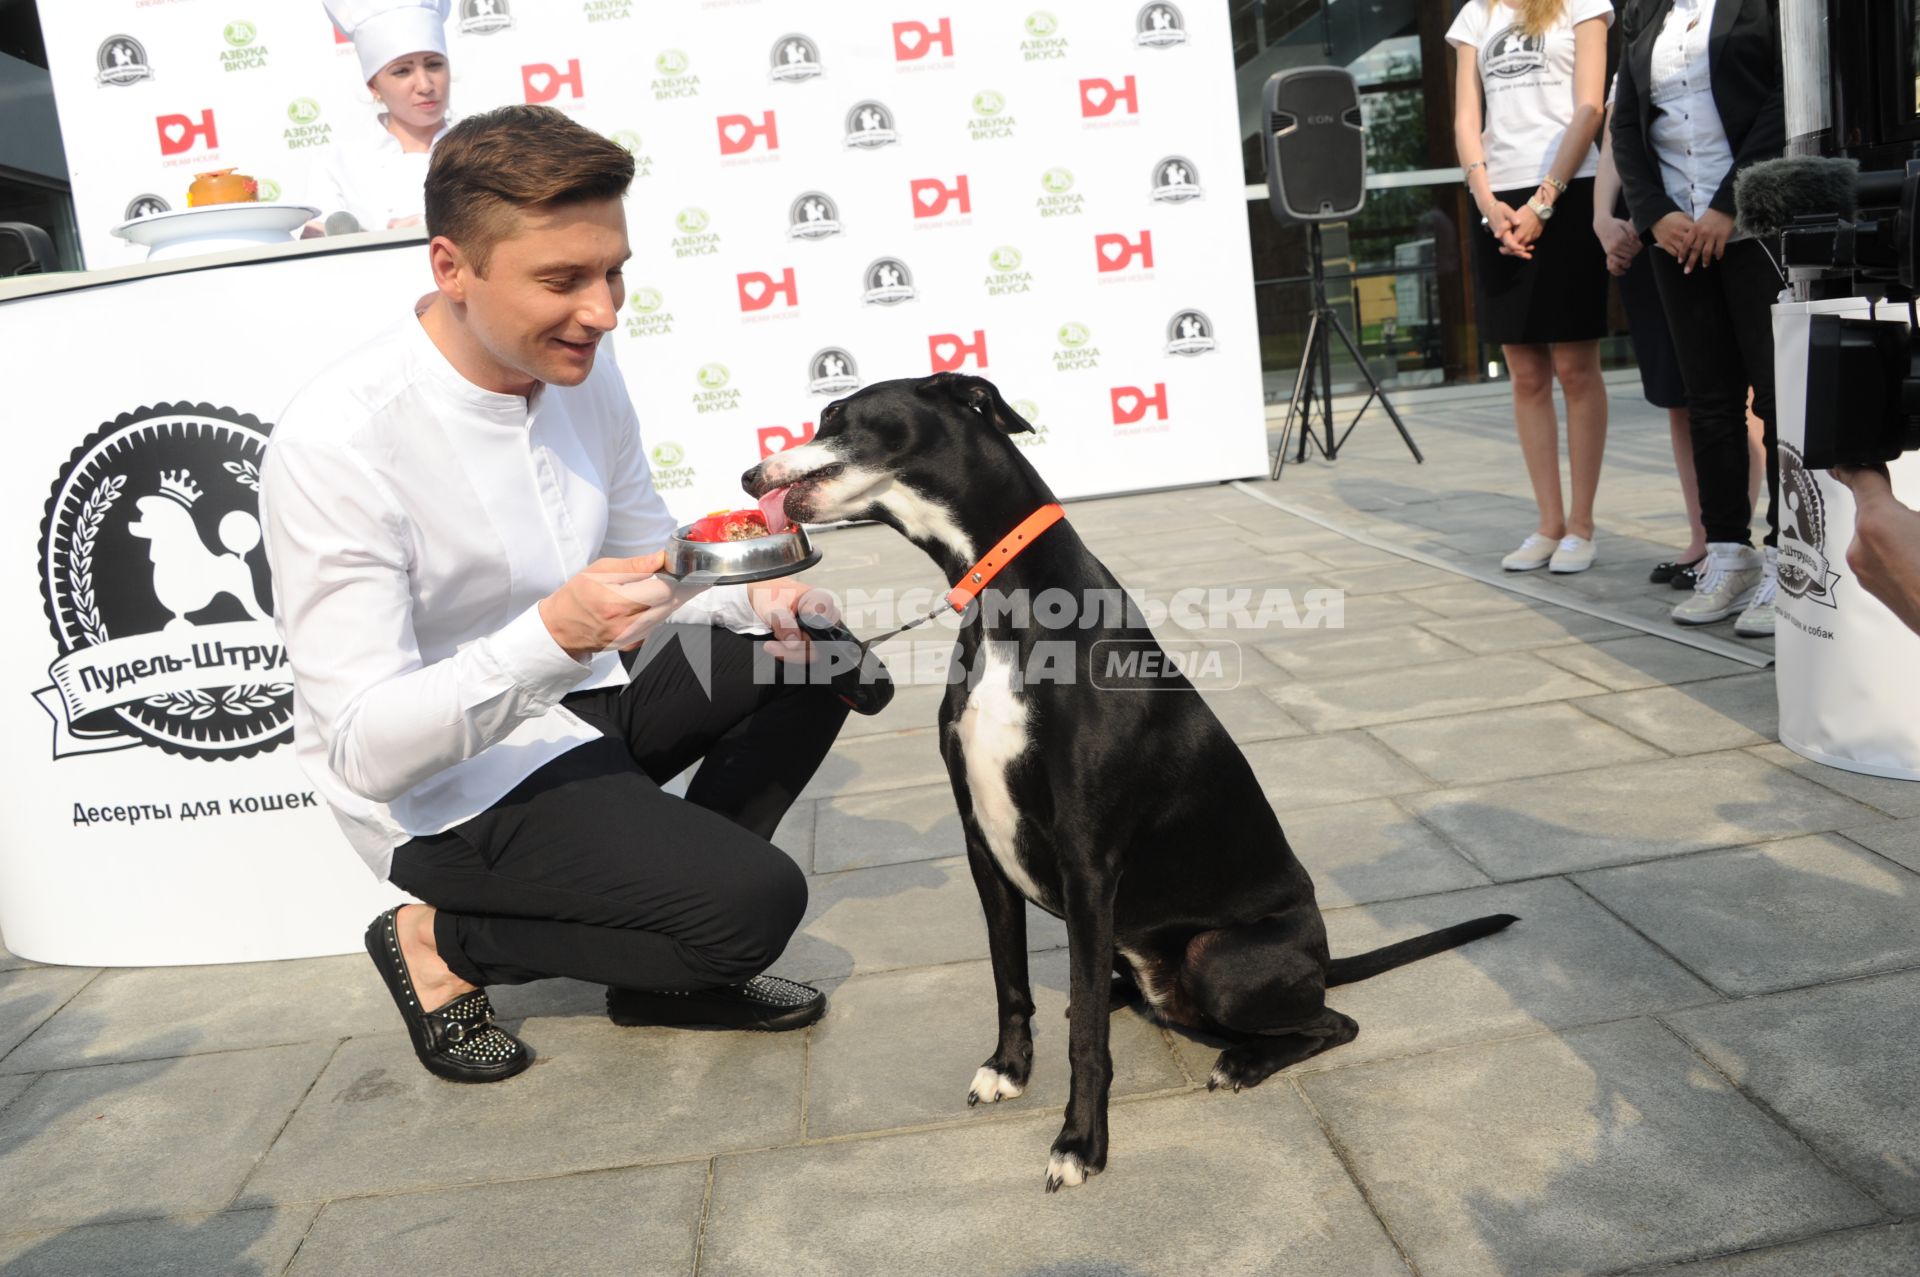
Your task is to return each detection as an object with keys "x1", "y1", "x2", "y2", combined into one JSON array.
[
  {"x1": 1502, "y1": 533, "x2": 1557, "y2": 572},
  {"x1": 1673, "y1": 542, "x2": 1763, "y2": 625},
  {"x1": 1733, "y1": 546, "x2": 1779, "y2": 637}
]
